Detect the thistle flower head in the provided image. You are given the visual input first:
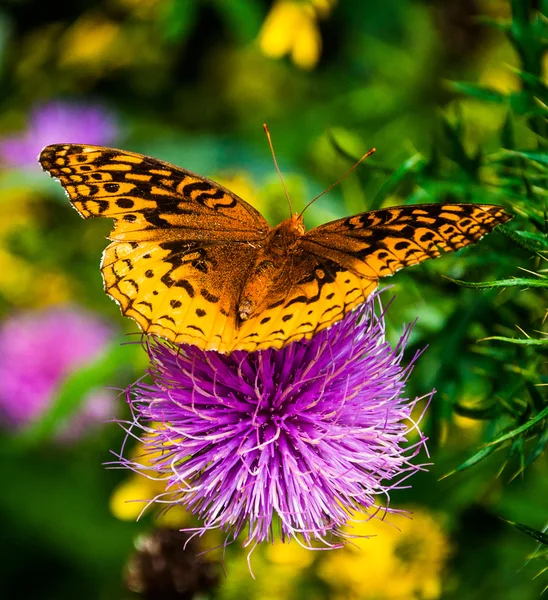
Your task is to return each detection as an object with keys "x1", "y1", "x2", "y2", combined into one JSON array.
[{"x1": 120, "y1": 294, "x2": 431, "y2": 548}]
